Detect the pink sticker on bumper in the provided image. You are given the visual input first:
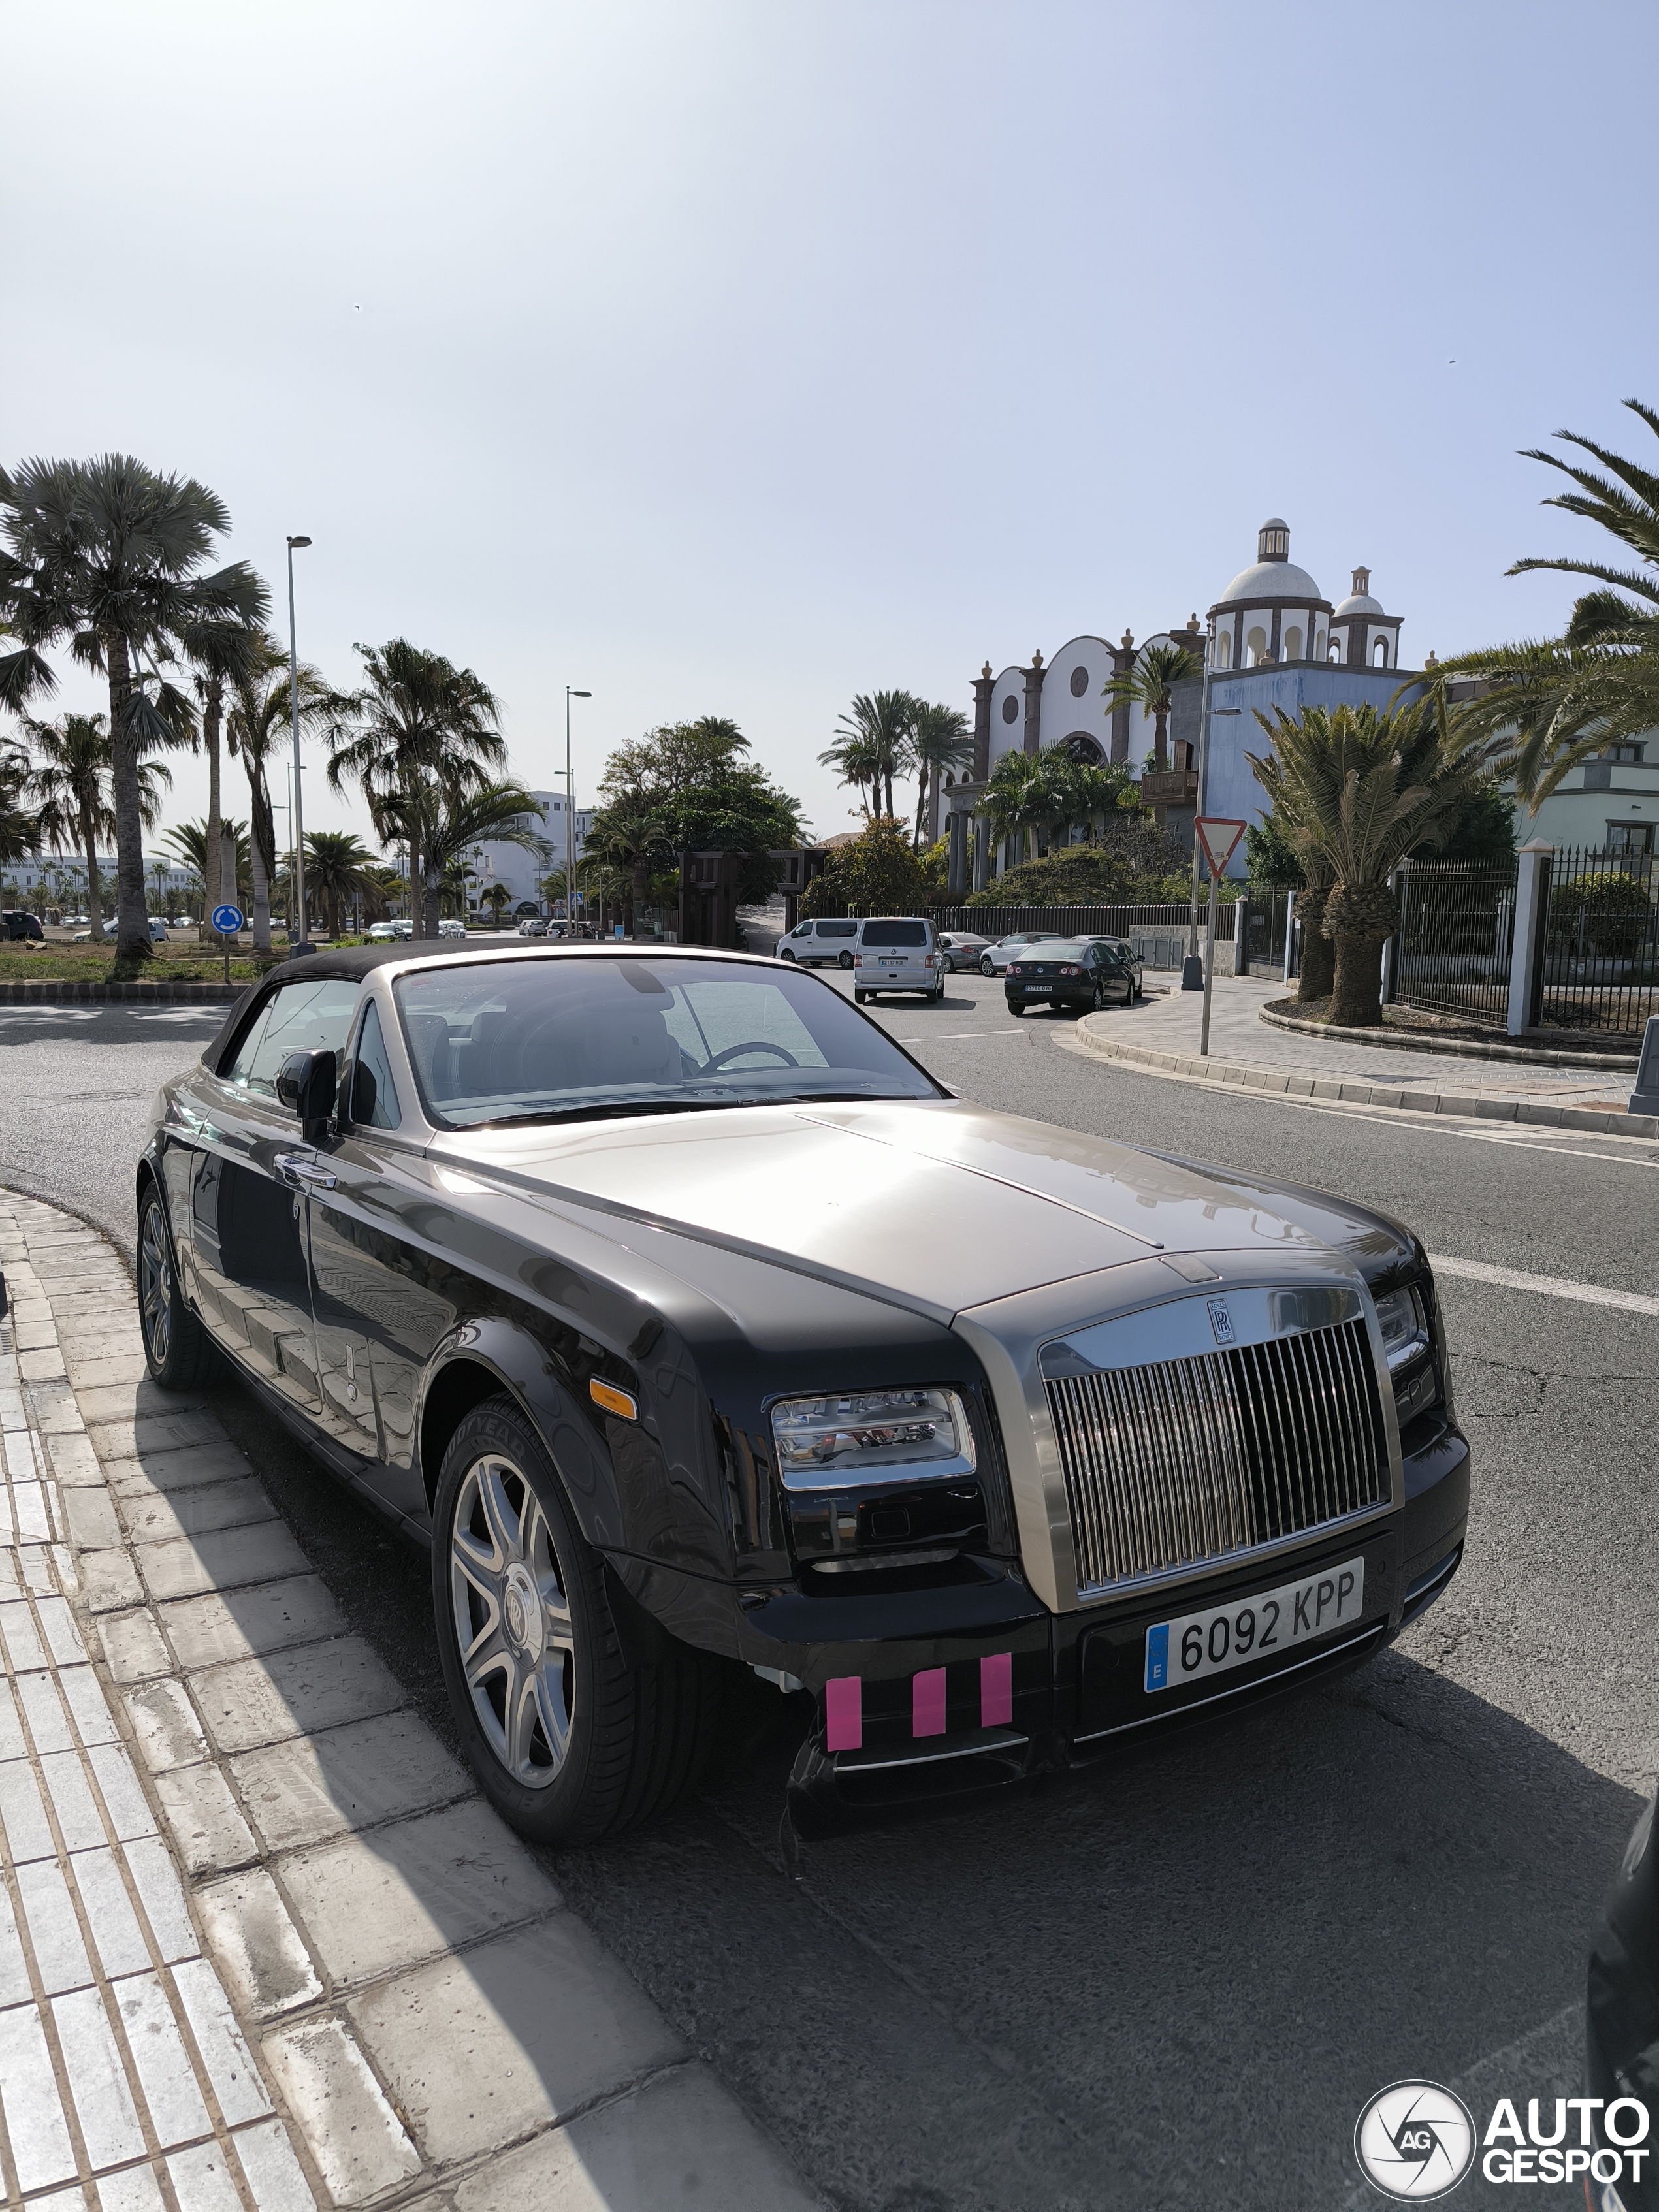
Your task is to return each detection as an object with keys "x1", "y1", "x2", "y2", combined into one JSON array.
[
  {"x1": 980, "y1": 1651, "x2": 1013, "y2": 1729},
  {"x1": 825, "y1": 1675, "x2": 862, "y2": 1751},
  {"x1": 912, "y1": 1667, "x2": 947, "y2": 1738}
]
